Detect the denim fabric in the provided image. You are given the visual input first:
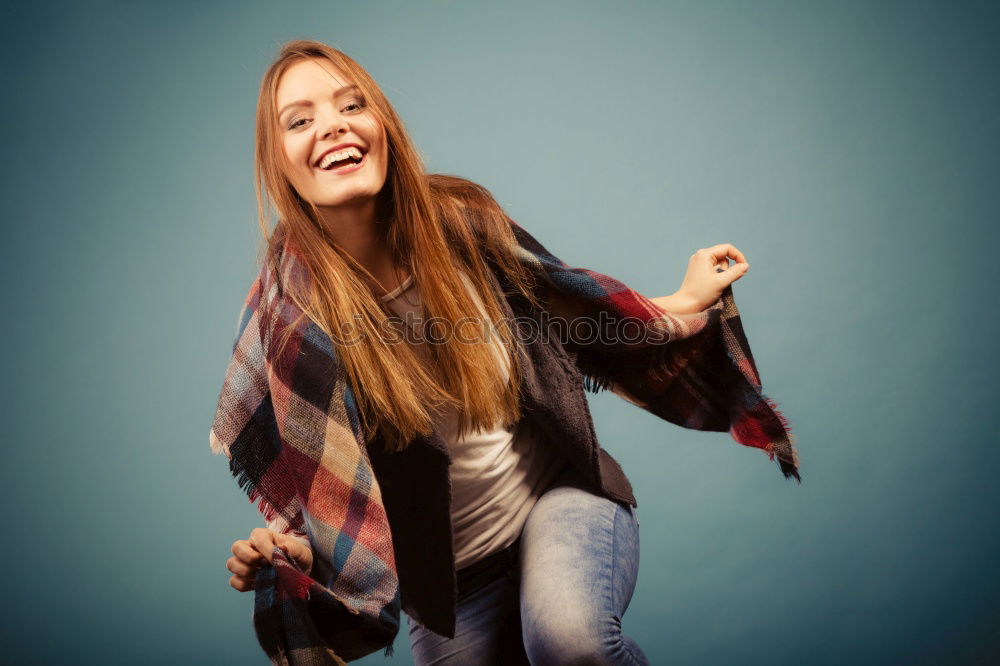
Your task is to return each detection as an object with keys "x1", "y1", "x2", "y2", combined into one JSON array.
[{"x1": 407, "y1": 468, "x2": 649, "y2": 665}]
